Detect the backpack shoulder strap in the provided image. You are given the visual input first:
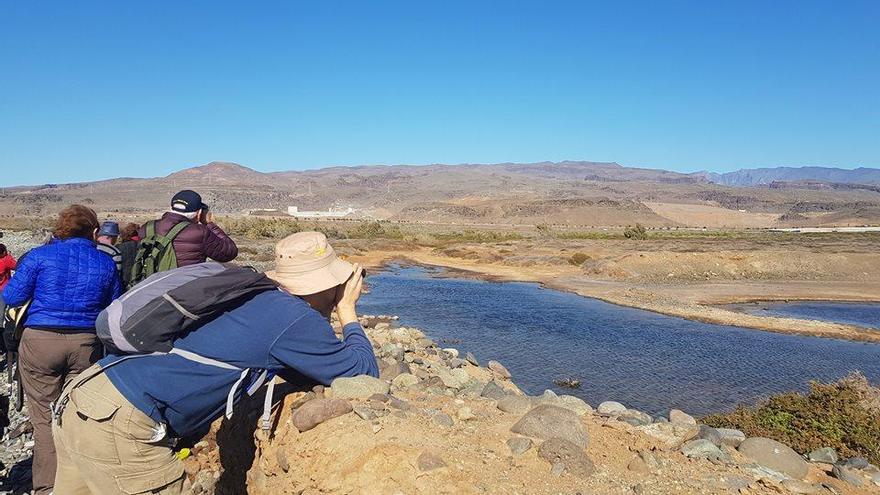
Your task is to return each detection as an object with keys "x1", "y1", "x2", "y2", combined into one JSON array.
[
  {"x1": 165, "y1": 221, "x2": 190, "y2": 241},
  {"x1": 145, "y1": 220, "x2": 157, "y2": 239}
]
